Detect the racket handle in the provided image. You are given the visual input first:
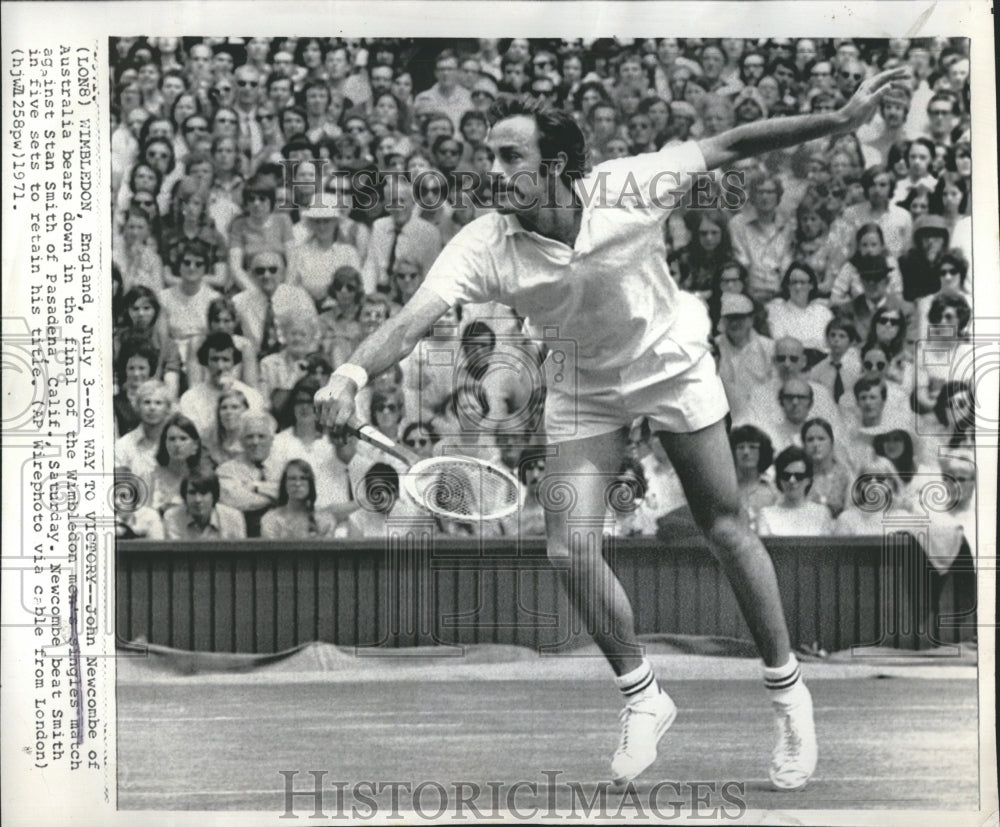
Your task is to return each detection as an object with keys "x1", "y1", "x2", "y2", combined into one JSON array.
[{"x1": 348, "y1": 419, "x2": 420, "y2": 467}]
